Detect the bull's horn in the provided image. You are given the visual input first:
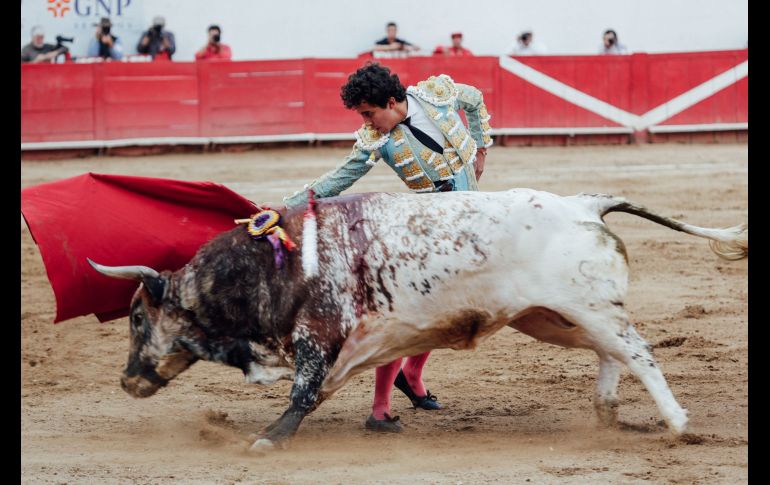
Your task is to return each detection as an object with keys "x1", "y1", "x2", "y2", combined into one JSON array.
[{"x1": 87, "y1": 258, "x2": 160, "y2": 281}]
